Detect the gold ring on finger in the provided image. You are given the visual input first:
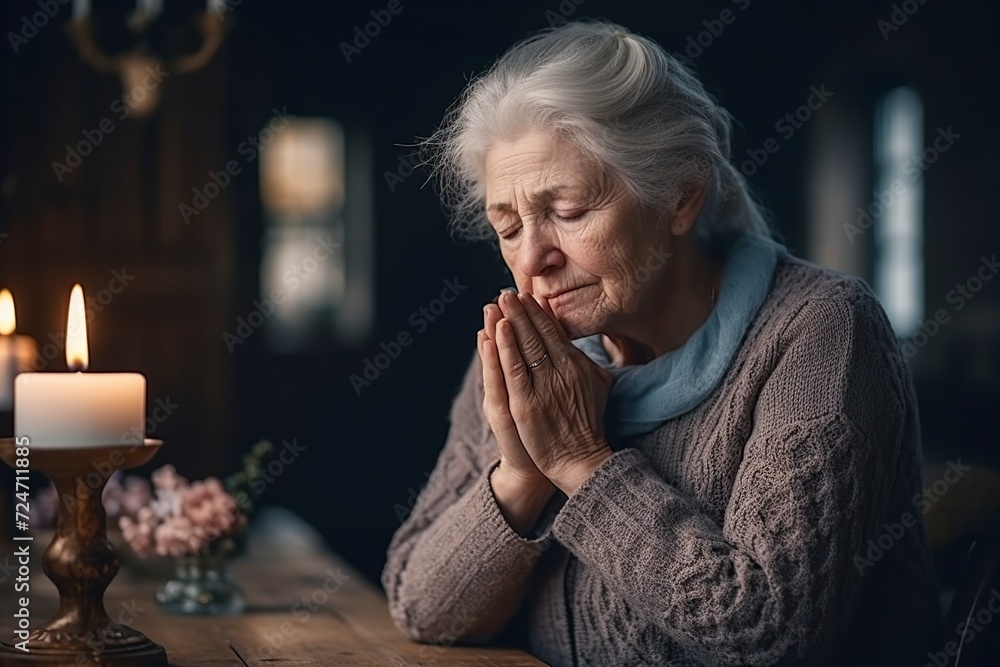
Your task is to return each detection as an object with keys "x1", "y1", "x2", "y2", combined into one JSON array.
[{"x1": 527, "y1": 353, "x2": 549, "y2": 369}]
